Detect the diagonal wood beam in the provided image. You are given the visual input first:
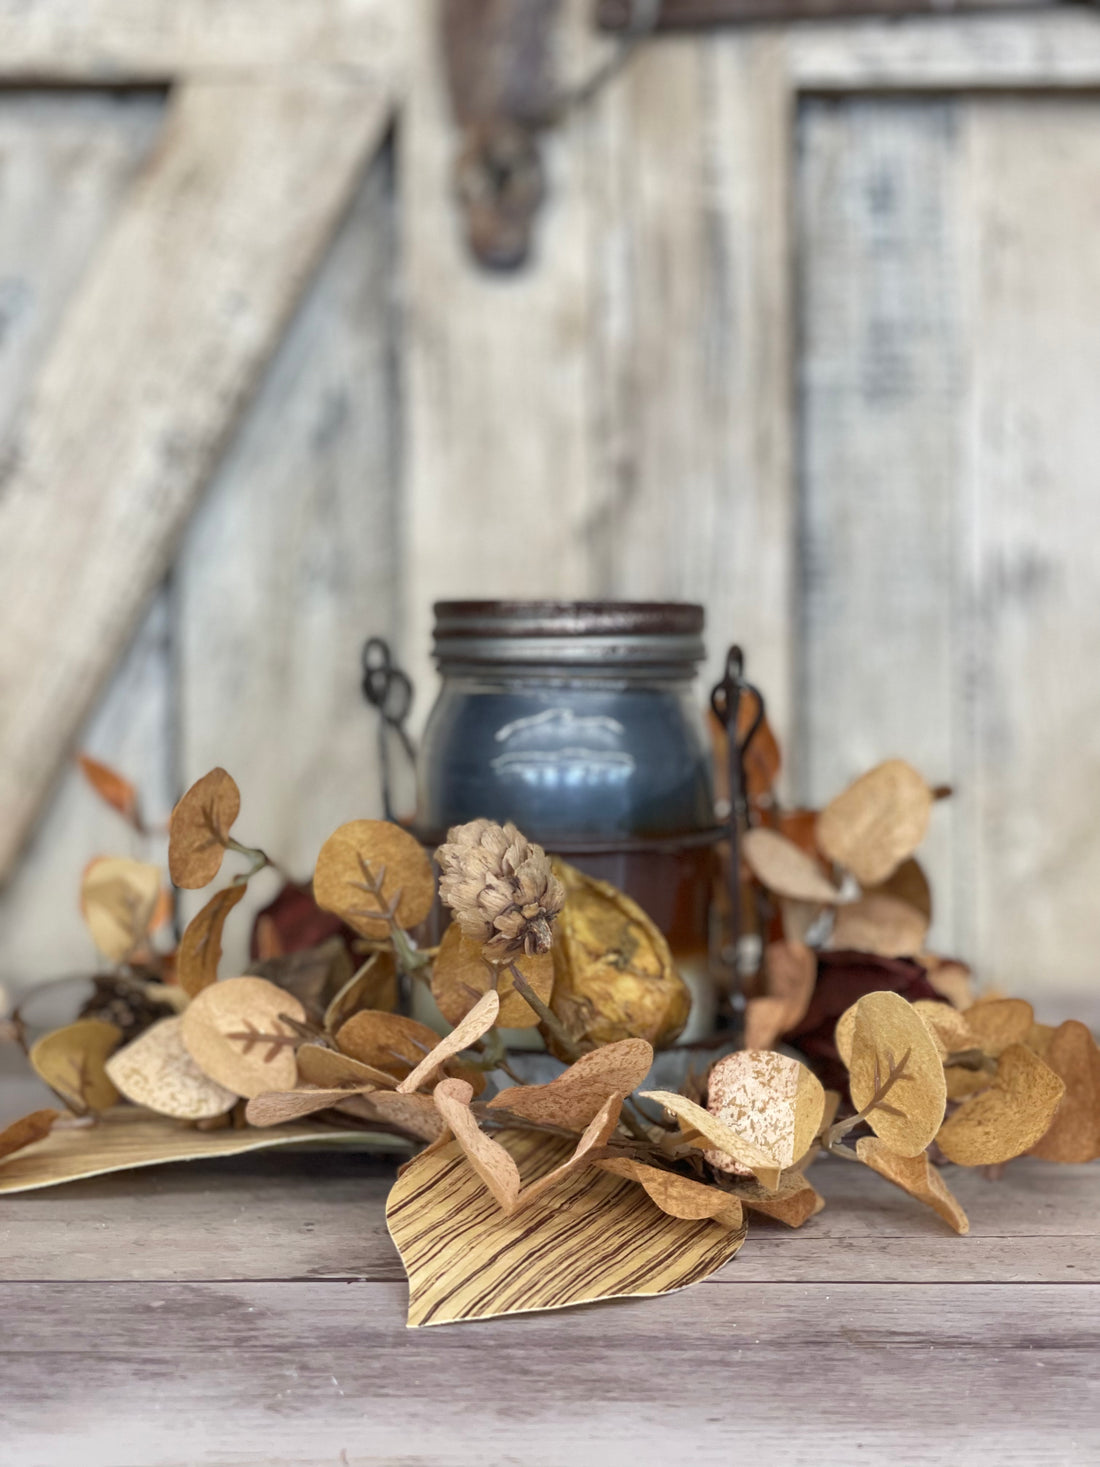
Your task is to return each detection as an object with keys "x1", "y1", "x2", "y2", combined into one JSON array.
[
  {"x1": 0, "y1": 76, "x2": 393, "y2": 883},
  {"x1": 597, "y1": 0, "x2": 1075, "y2": 29}
]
